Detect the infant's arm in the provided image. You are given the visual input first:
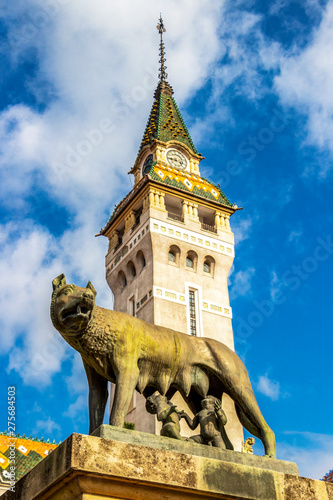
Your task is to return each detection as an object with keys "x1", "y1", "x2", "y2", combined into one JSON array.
[
  {"x1": 215, "y1": 400, "x2": 227, "y2": 426},
  {"x1": 178, "y1": 411, "x2": 199, "y2": 430}
]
